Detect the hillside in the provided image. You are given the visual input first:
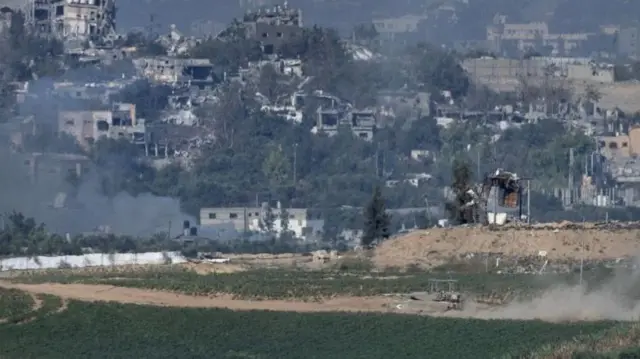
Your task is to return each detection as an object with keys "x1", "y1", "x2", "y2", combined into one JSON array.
[{"x1": 373, "y1": 224, "x2": 640, "y2": 268}]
